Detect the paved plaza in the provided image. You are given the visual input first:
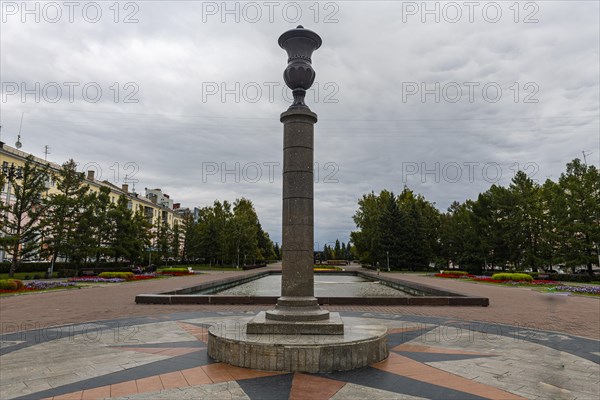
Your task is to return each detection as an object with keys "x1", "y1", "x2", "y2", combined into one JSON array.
[{"x1": 1, "y1": 269, "x2": 599, "y2": 399}]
